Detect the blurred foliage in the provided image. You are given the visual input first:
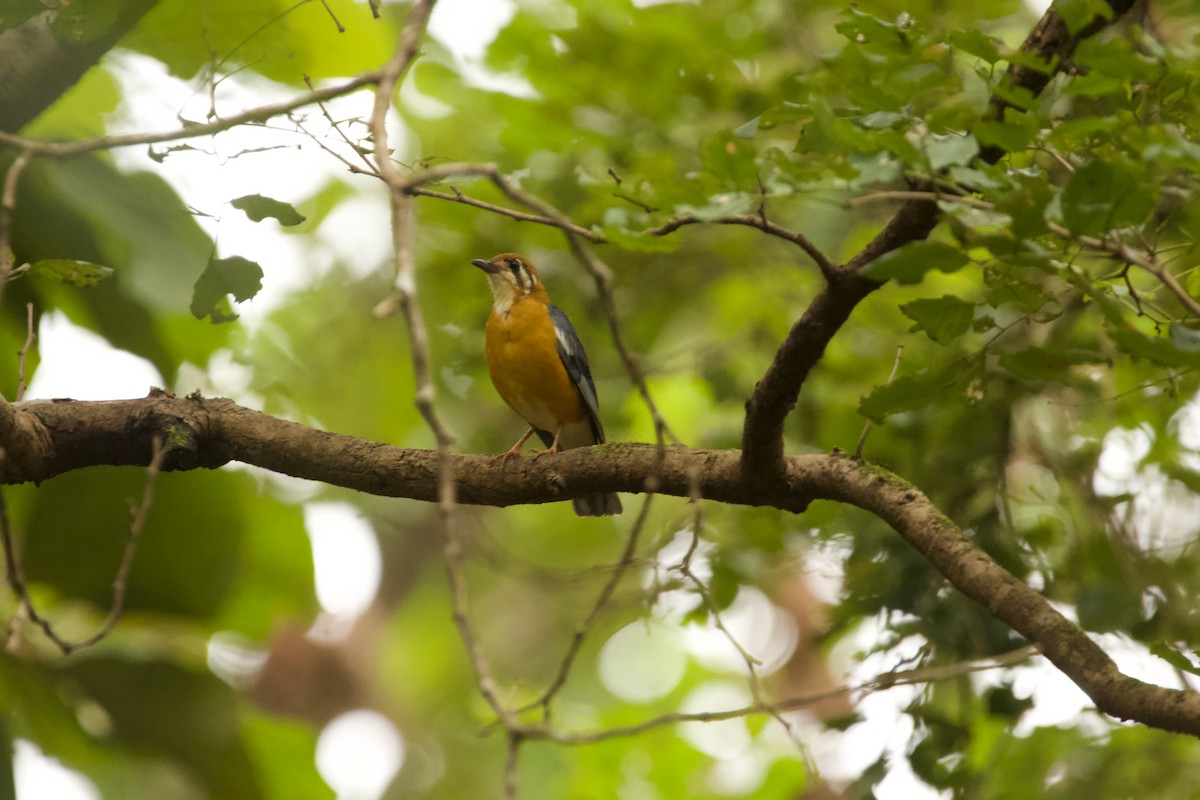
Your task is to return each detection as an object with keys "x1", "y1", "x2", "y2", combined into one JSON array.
[{"x1": 2, "y1": 0, "x2": 1200, "y2": 798}]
